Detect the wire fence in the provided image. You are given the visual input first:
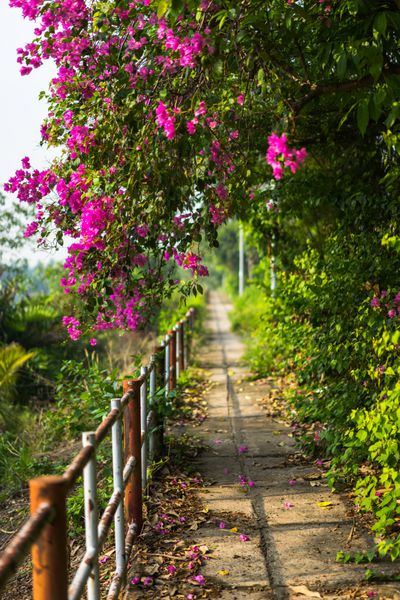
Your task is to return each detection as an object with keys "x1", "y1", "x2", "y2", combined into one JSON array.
[{"x1": 0, "y1": 308, "x2": 196, "y2": 600}]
